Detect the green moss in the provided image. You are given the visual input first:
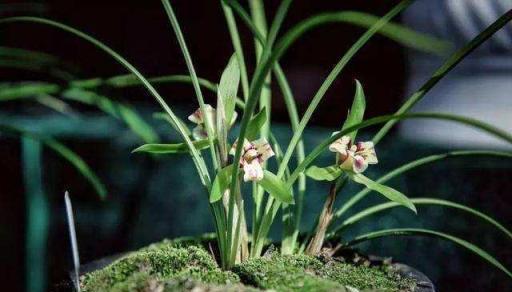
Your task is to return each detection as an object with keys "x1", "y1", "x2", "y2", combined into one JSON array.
[
  {"x1": 81, "y1": 240, "x2": 416, "y2": 292},
  {"x1": 81, "y1": 244, "x2": 238, "y2": 291},
  {"x1": 234, "y1": 252, "x2": 416, "y2": 292}
]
